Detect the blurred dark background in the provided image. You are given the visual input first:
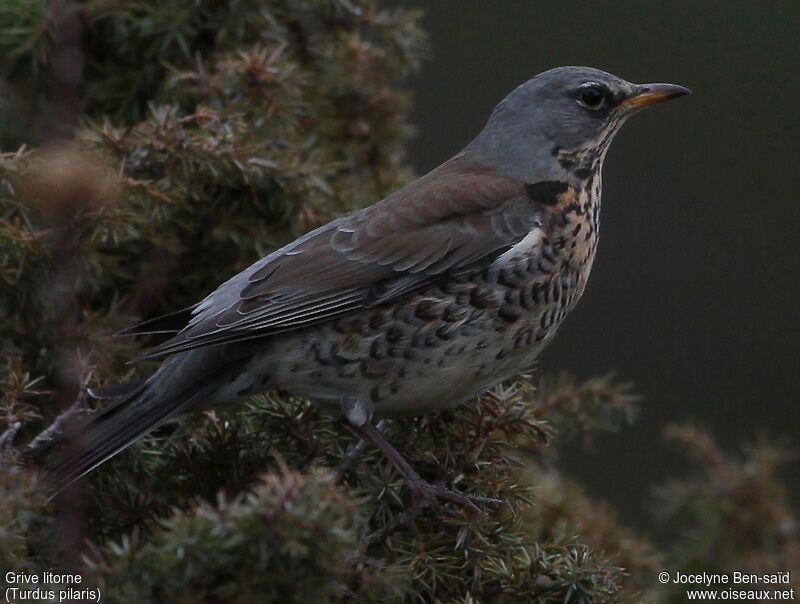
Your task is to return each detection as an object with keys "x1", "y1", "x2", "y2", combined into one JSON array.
[{"x1": 395, "y1": 0, "x2": 799, "y2": 527}]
